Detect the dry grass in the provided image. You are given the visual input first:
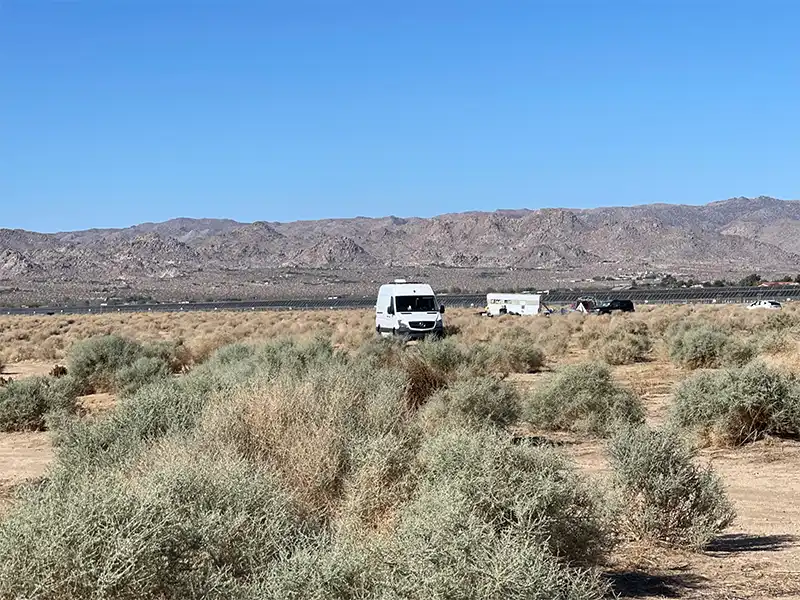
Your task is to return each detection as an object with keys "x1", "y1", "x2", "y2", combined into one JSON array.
[{"x1": 3, "y1": 302, "x2": 800, "y2": 367}]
